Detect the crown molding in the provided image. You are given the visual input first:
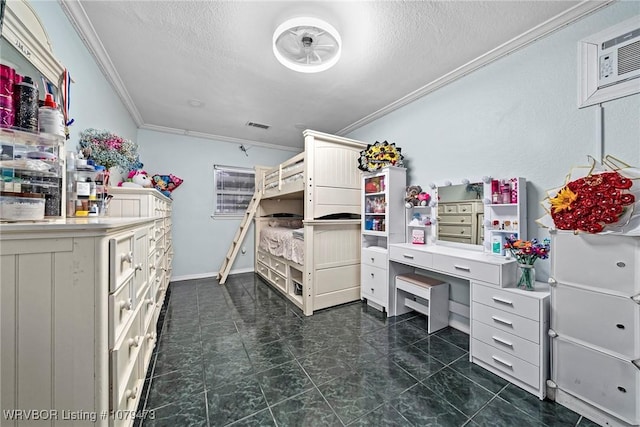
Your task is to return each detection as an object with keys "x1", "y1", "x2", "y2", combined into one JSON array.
[
  {"x1": 337, "y1": 0, "x2": 615, "y2": 136},
  {"x1": 139, "y1": 123, "x2": 301, "y2": 153},
  {"x1": 59, "y1": 0, "x2": 144, "y2": 126}
]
